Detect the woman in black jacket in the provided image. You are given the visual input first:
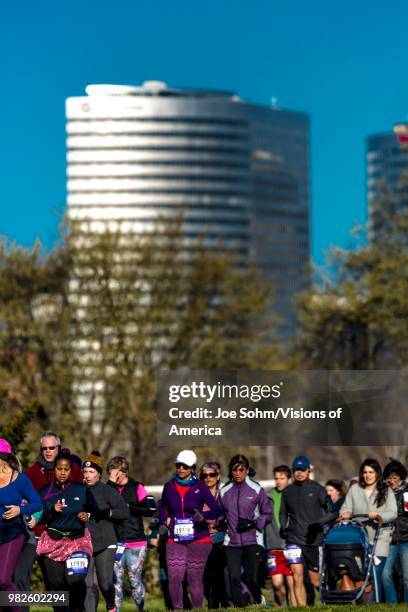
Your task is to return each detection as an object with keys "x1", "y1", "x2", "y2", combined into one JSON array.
[
  {"x1": 83, "y1": 451, "x2": 130, "y2": 612},
  {"x1": 37, "y1": 449, "x2": 98, "y2": 612}
]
